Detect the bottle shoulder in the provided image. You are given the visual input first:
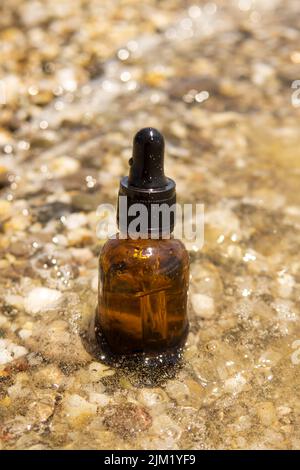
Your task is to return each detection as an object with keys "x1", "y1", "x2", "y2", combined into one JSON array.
[{"x1": 100, "y1": 236, "x2": 189, "y2": 266}]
